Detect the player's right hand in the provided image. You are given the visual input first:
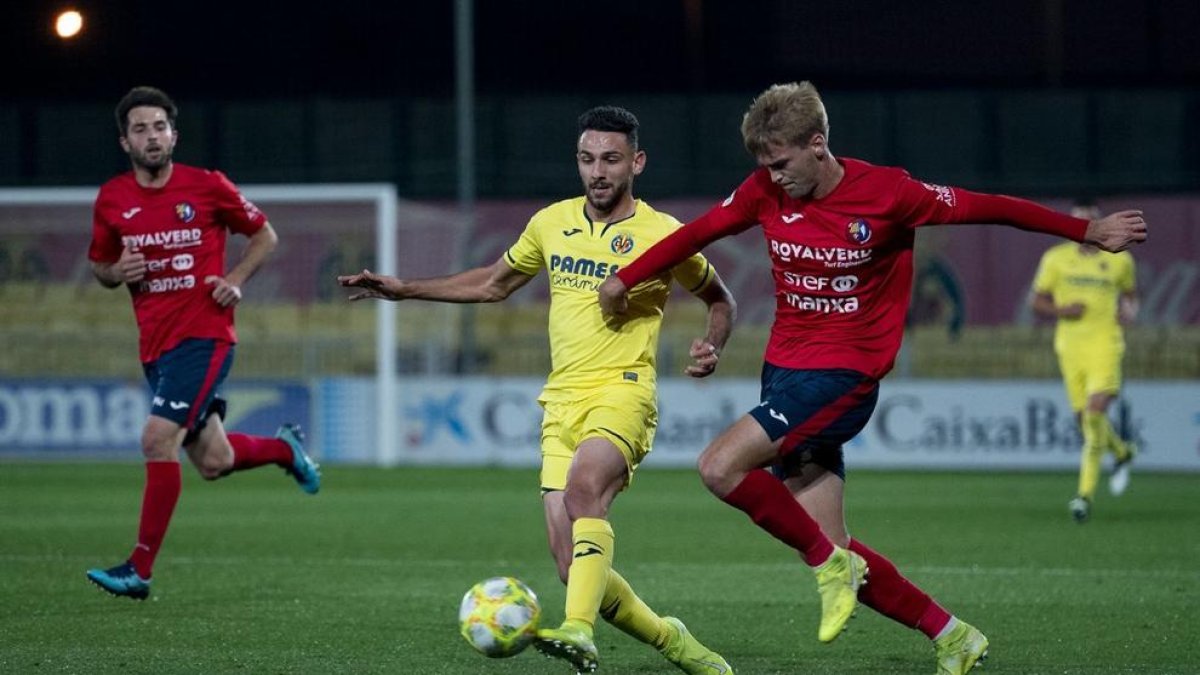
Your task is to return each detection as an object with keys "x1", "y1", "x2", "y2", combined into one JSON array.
[
  {"x1": 337, "y1": 268, "x2": 405, "y2": 301},
  {"x1": 116, "y1": 245, "x2": 146, "y2": 283},
  {"x1": 684, "y1": 338, "x2": 720, "y2": 378}
]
